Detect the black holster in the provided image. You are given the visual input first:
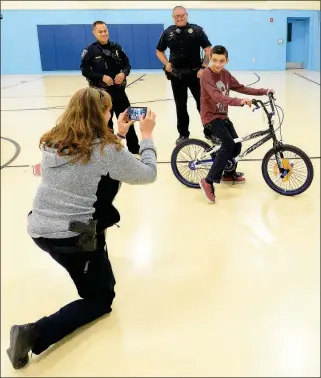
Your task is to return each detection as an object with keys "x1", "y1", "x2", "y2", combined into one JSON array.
[{"x1": 68, "y1": 219, "x2": 97, "y2": 252}]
